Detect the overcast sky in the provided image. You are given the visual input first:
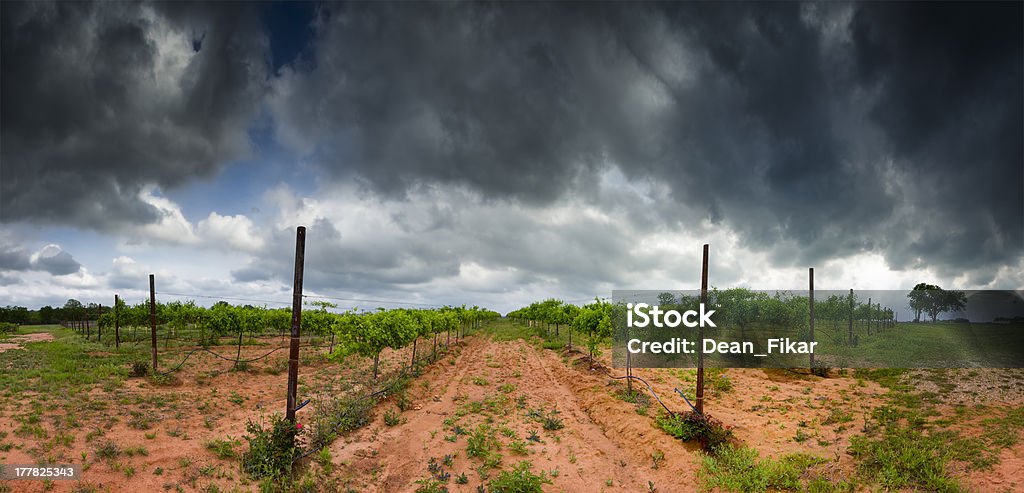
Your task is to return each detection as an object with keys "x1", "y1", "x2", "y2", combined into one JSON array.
[{"x1": 1, "y1": 1, "x2": 1021, "y2": 313}]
